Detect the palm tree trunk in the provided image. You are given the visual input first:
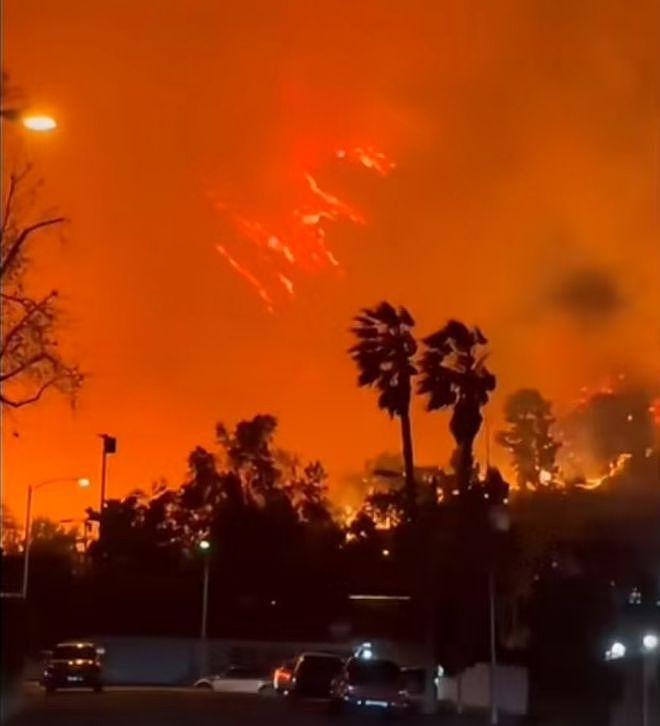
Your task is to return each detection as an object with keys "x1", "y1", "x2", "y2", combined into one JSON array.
[
  {"x1": 457, "y1": 439, "x2": 474, "y2": 492},
  {"x1": 400, "y1": 410, "x2": 416, "y2": 518}
]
